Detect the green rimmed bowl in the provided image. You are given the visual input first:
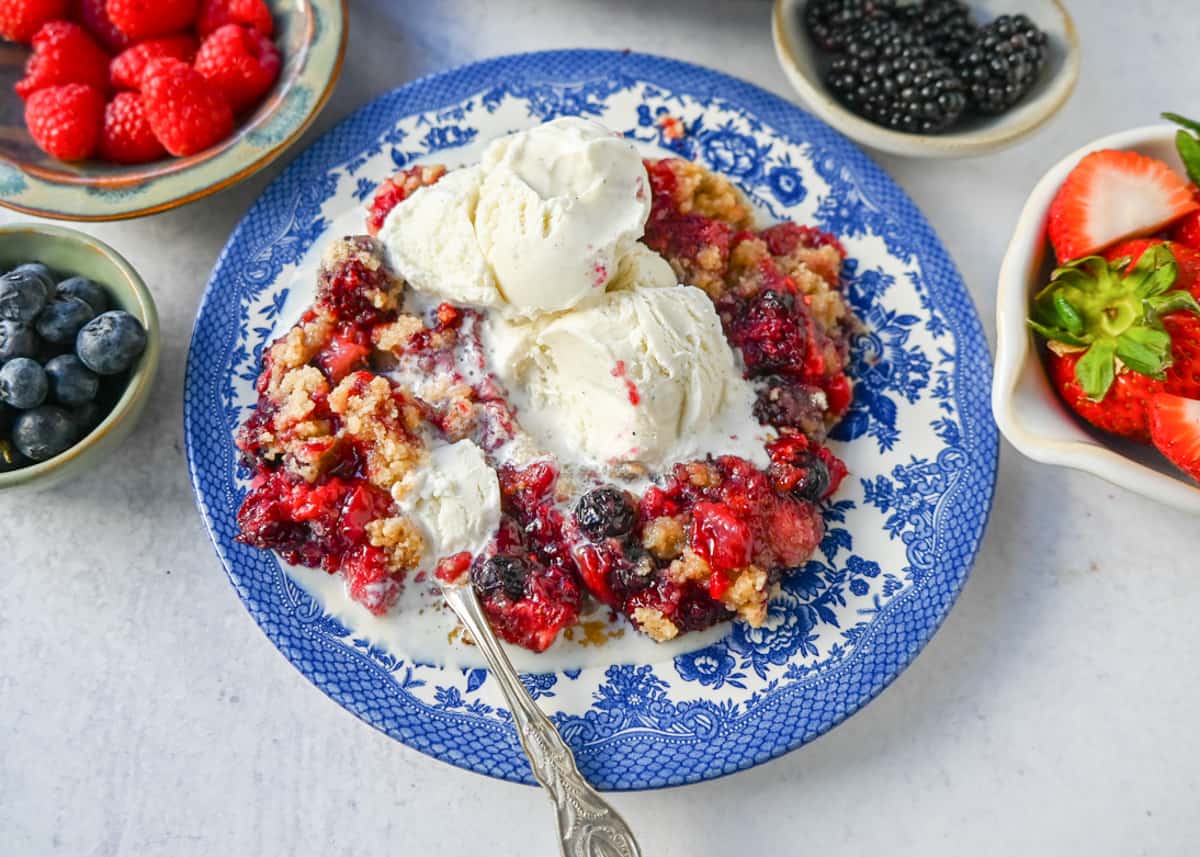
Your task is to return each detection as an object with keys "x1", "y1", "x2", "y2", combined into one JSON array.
[
  {"x1": 0, "y1": 223, "x2": 159, "y2": 493},
  {"x1": 0, "y1": 0, "x2": 347, "y2": 221}
]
